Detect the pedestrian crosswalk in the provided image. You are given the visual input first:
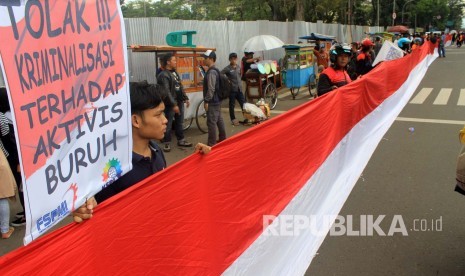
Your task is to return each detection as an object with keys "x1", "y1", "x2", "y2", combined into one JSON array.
[{"x1": 409, "y1": 88, "x2": 465, "y2": 106}]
